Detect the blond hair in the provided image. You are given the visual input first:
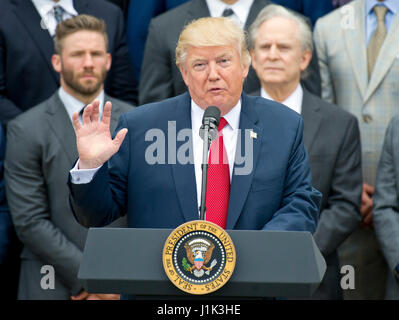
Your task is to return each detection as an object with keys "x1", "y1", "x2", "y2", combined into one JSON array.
[
  {"x1": 176, "y1": 17, "x2": 251, "y2": 68},
  {"x1": 54, "y1": 14, "x2": 108, "y2": 54}
]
